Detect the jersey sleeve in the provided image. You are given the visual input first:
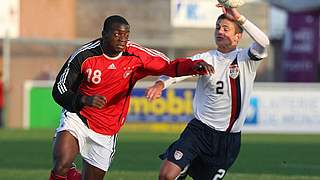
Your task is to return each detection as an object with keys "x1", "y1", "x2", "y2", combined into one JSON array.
[
  {"x1": 126, "y1": 41, "x2": 171, "y2": 64},
  {"x1": 191, "y1": 53, "x2": 205, "y2": 62},
  {"x1": 236, "y1": 19, "x2": 270, "y2": 73},
  {"x1": 242, "y1": 19, "x2": 270, "y2": 61},
  {"x1": 159, "y1": 75, "x2": 192, "y2": 89},
  {"x1": 237, "y1": 48, "x2": 260, "y2": 73},
  {"x1": 52, "y1": 55, "x2": 84, "y2": 112},
  {"x1": 157, "y1": 53, "x2": 207, "y2": 89},
  {"x1": 127, "y1": 42, "x2": 207, "y2": 77},
  {"x1": 144, "y1": 58, "x2": 206, "y2": 77}
]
